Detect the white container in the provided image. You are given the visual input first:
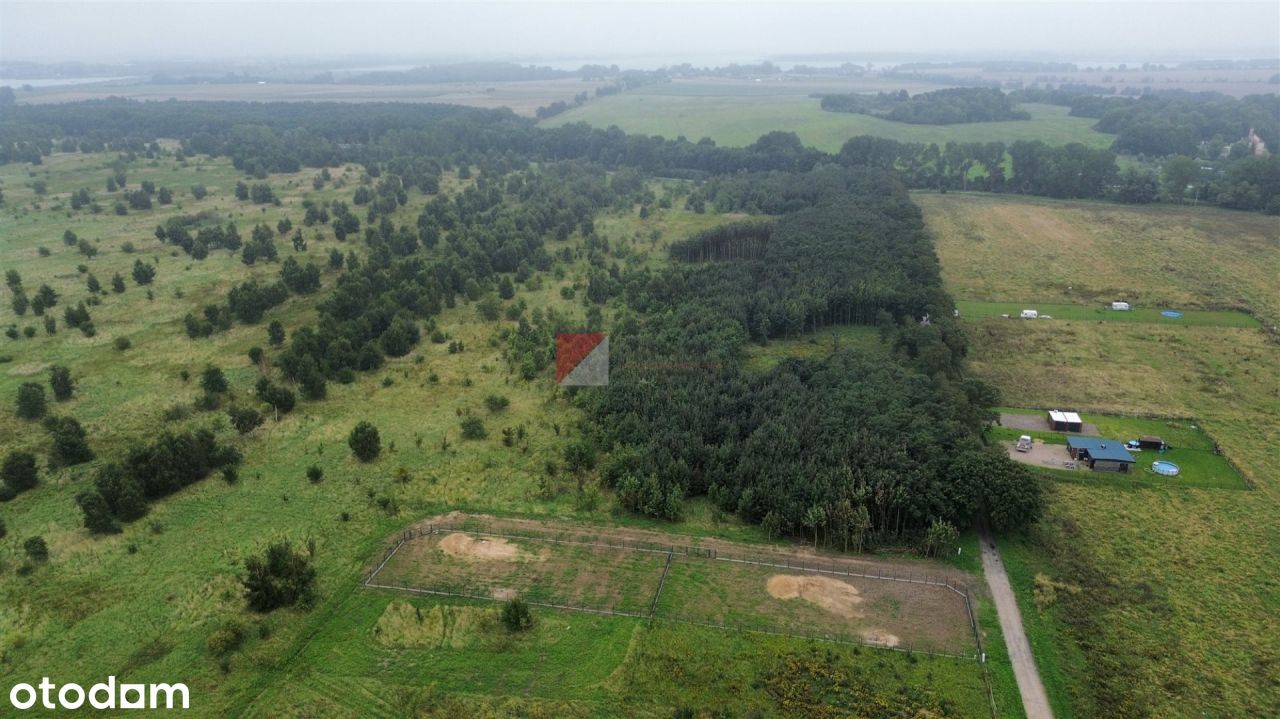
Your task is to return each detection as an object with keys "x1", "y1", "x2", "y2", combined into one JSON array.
[
  {"x1": 1020, "y1": 309, "x2": 1039, "y2": 319},
  {"x1": 1111, "y1": 301, "x2": 1131, "y2": 311}
]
